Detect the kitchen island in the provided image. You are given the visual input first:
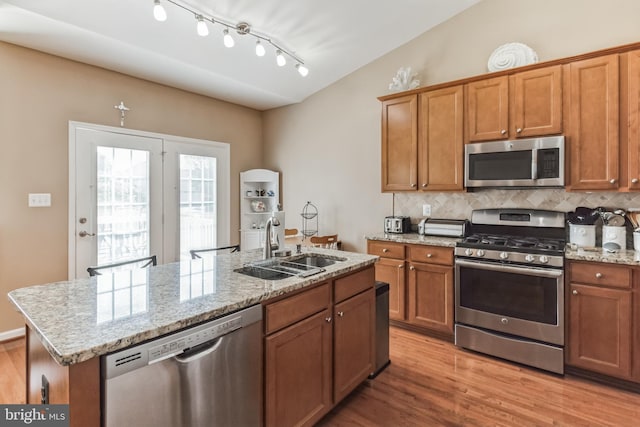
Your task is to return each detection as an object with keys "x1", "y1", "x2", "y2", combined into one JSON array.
[{"x1": 8, "y1": 247, "x2": 378, "y2": 427}]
